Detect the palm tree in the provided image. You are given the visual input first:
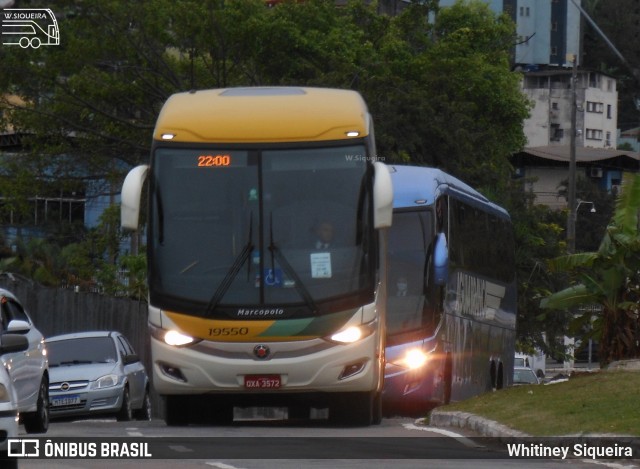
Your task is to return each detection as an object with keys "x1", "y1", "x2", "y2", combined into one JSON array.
[{"x1": 541, "y1": 173, "x2": 640, "y2": 366}]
